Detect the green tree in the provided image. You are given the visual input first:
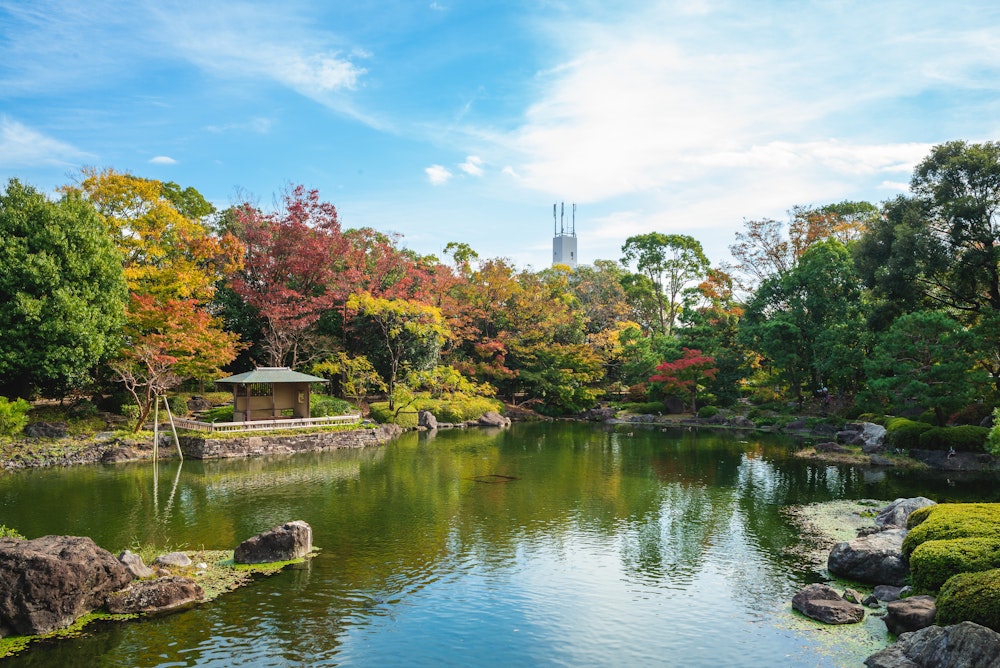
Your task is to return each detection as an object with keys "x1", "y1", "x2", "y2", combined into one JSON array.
[
  {"x1": 864, "y1": 310, "x2": 986, "y2": 425},
  {"x1": 621, "y1": 233, "x2": 710, "y2": 336},
  {"x1": 347, "y1": 293, "x2": 448, "y2": 409},
  {"x1": 312, "y1": 352, "x2": 387, "y2": 405},
  {"x1": 739, "y1": 239, "x2": 867, "y2": 405},
  {"x1": 0, "y1": 179, "x2": 127, "y2": 398}
]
